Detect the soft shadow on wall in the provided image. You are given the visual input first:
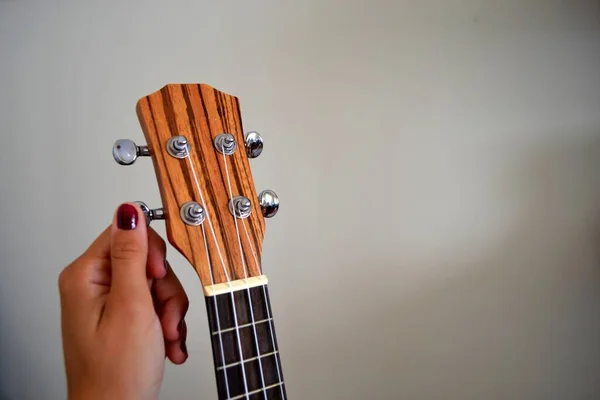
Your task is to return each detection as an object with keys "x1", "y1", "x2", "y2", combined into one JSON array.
[{"x1": 281, "y1": 132, "x2": 600, "y2": 400}]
